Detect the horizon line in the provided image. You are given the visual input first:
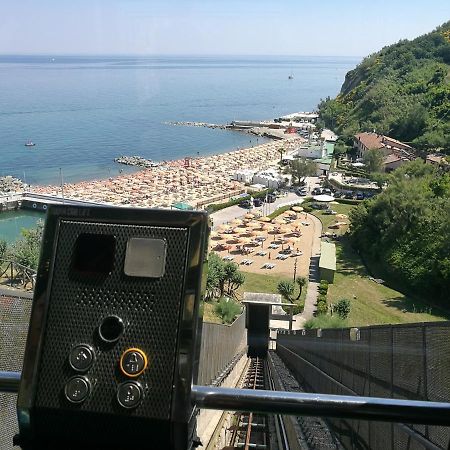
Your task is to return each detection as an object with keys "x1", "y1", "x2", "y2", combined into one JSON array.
[{"x1": 0, "y1": 52, "x2": 364, "y2": 59}]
